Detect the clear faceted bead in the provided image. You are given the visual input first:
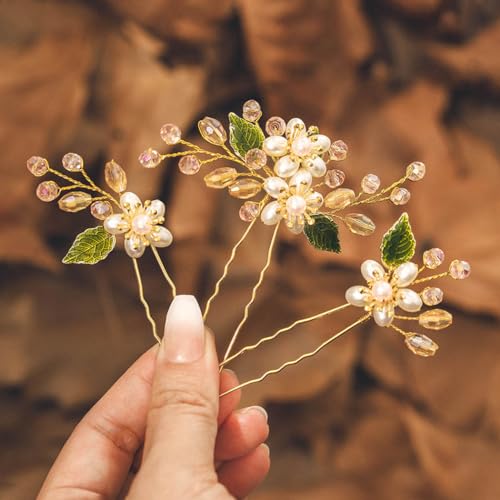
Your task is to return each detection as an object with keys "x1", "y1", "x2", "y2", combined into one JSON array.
[
  {"x1": 27, "y1": 156, "x2": 49, "y2": 176},
  {"x1": 228, "y1": 178, "x2": 262, "y2": 199},
  {"x1": 242, "y1": 100, "x2": 262, "y2": 122},
  {"x1": 344, "y1": 213, "x2": 376, "y2": 236},
  {"x1": 406, "y1": 161, "x2": 426, "y2": 181},
  {"x1": 204, "y1": 167, "x2": 237, "y2": 188},
  {"x1": 178, "y1": 155, "x2": 201, "y2": 175},
  {"x1": 421, "y1": 287, "x2": 443, "y2": 306},
  {"x1": 265, "y1": 116, "x2": 286, "y2": 136},
  {"x1": 449, "y1": 259, "x2": 471, "y2": 280},
  {"x1": 361, "y1": 174, "x2": 380, "y2": 194},
  {"x1": 423, "y1": 248, "x2": 445, "y2": 269},
  {"x1": 324, "y1": 188, "x2": 355, "y2": 209},
  {"x1": 328, "y1": 140, "x2": 348, "y2": 161},
  {"x1": 62, "y1": 153, "x2": 84, "y2": 172},
  {"x1": 58, "y1": 191, "x2": 92, "y2": 212},
  {"x1": 90, "y1": 200, "x2": 113, "y2": 220},
  {"x1": 138, "y1": 148, "x2": 162, "y2": 168},
  {"x1": 390, "y1": 187, "x2": 411, "y2": 205},
  {"x1": 36, "y1": 181, "x2": 60, "y2": 202},
  {"x1": 160, "y1": 123, "x2": 181, "y2": 145},
  {"x1": 198, "y1": 117, "x2": 227, "y2": 145},
  {"x1": 104, "y1": 160, "x2": 127, "y2": 193},
  {"x1": 325, "y1": 169, "x2": 345, "y2": 188},
  {"x1": 239, "y1": 201, "x2": 260, "y2": 222},
  {"x1": 405, "y1": 334, "x2": 438, "y2": 357},
  {"x1": 245, "y1": 148, "x2": 267, "y2": 170},
  {"x1": 419, "y1": 309, "x2": 453, "y2": 330}
]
